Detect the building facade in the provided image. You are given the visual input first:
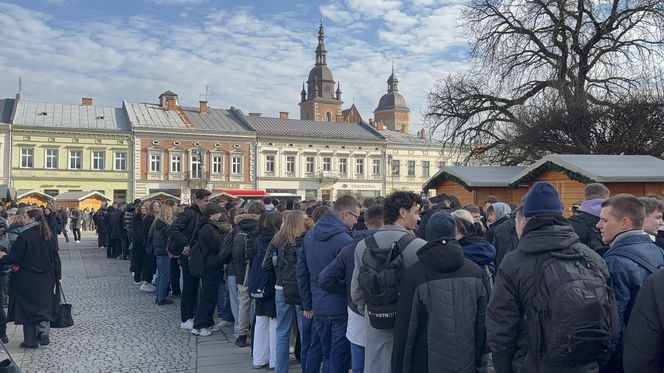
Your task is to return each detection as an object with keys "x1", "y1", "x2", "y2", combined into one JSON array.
[
  {"x1": 124, "y1": 92, "x2": 255, "y2": 204},
  {"x1": 11, "y1": 98, "x2": 133, "y2": 202},
  {"x1": 0, "y1": 99, "x2": 13, "y2": 193}
]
